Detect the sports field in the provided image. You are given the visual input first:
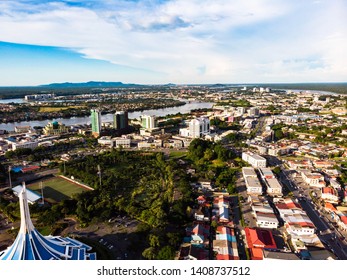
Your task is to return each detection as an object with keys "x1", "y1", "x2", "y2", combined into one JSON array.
[{"x1": 27, "y1": 176, "x2": 88, "y2": 203}]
